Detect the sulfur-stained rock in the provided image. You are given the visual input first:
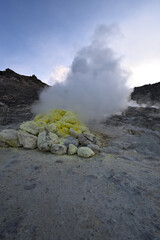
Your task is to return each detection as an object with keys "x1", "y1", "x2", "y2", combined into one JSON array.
[
  {"x1": 34, "y1": 109, "x2": 88, "y2": 137},
  {"x1": 18, "y1": 131, "x2": 37, "y2": 149},
  {"x1": 46, "y1": 123, "x2": 57, "y2": 133},
  {"x1": 69, "y1": 128, "x2": 79, "y2": 138},
  {"x1": 68, "y1": 144, "x2": 77, "y2": 155},
  {"x1": 37, "y1": 130, "x2": 59, "y2": 151},
  {"x1": 38, "y1": 123, "x2": 57, "y2": 134},
  {"x1": 36, "y1": 121, "x2": 46, "y2": 128},
  {"x1": 38, "y1": 126, "x2": 46, "y2": 133},
  {"x1": 50, "y1": 144, "x2": 67, "y2": 155},
  {"x1": 77, "y1": 147, "x2": 95, "y2": 158},
  {"x1": 81, "y1": 126, "x2": 90, "y2": 133},
  {"x1": 0, "y1": 129, "x2": 21, "y2": 147},
  {"x1": 20, "y1": 121, "x2": 39, "y2": 135}
]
